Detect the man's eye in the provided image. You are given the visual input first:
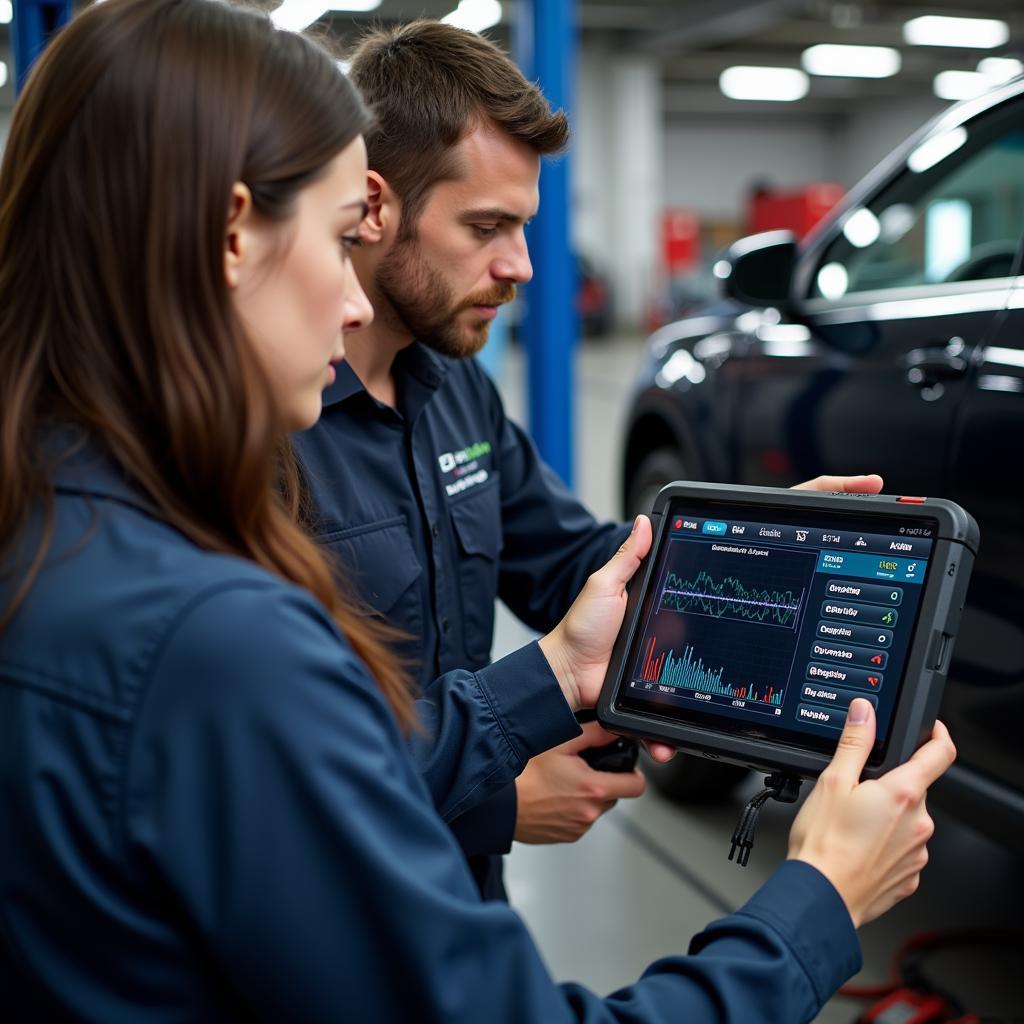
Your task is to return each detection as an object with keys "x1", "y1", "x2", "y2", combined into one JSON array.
[
  {"x1": 472, "y1": 225, "x2": 498, "y2": 238},
  {"x1": 340, "y1": 234, "x2": 362, "y2": 253}
]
